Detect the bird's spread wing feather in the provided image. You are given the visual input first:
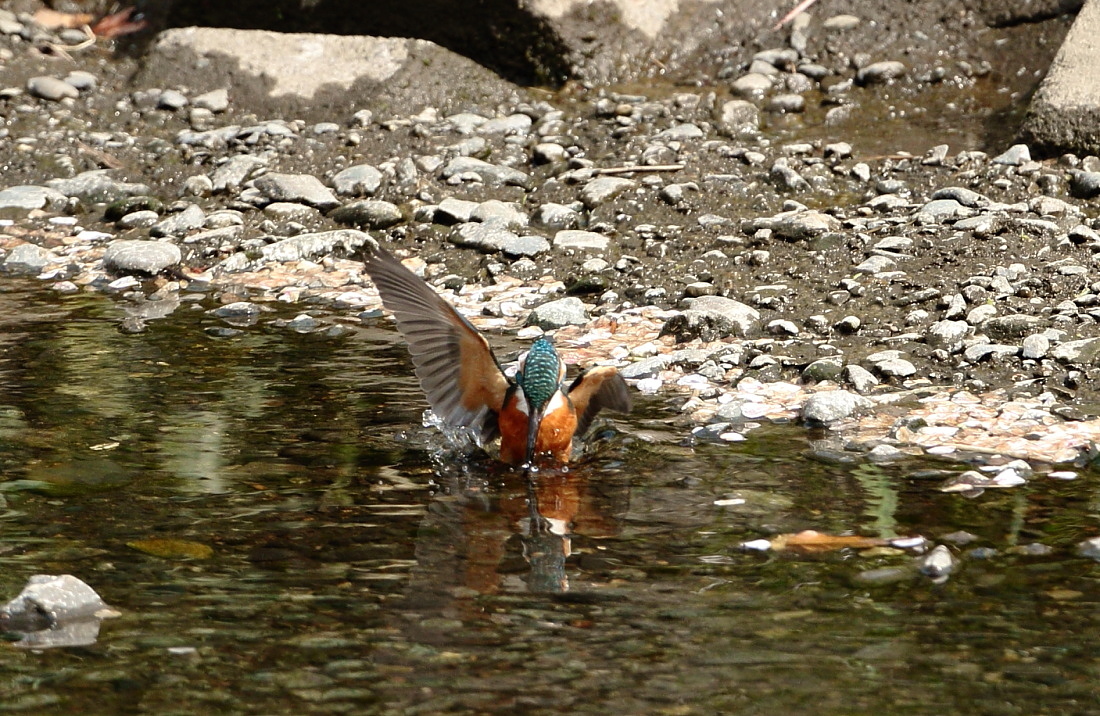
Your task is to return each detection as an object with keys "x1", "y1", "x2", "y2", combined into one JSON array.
[
  {"x1": 363, "y1": 246, "x2": 510, "y2": 445},
  {"x1": 567, "y1": 366, "x2": 632, "y2": 436}
]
